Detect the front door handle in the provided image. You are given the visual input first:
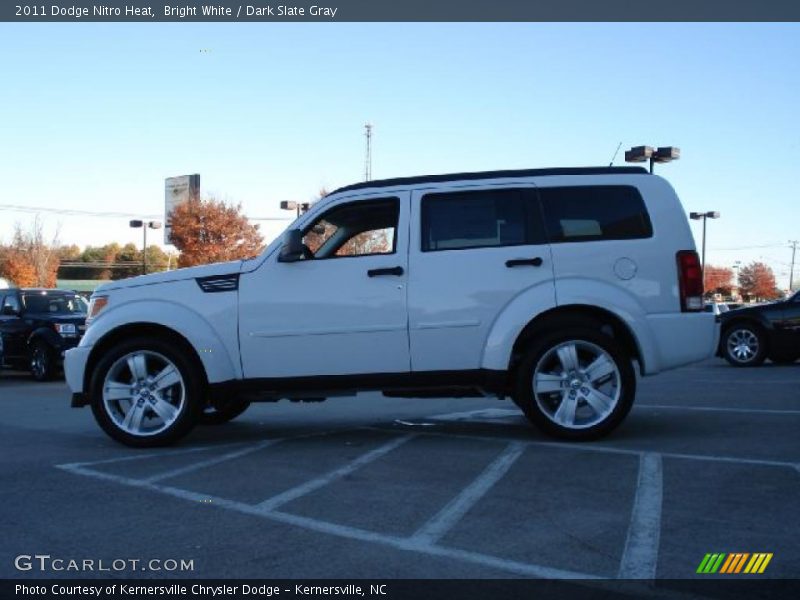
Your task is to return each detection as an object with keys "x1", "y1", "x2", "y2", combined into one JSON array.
[
  {"x1": 506, "y1": 257, "x2": 543, "y2": 268},
  {"x1": 367, "y1": 266, "x2": 404, "y2": 277}
]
